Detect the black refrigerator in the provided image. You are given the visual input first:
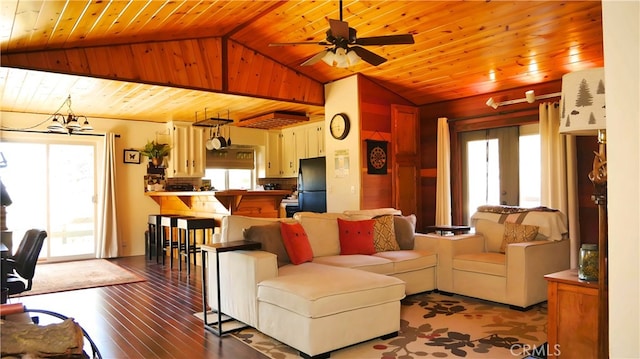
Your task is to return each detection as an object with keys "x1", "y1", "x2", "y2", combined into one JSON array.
[{"x1": 298, "y1": 157, "x2": 327, "y2": 213}]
